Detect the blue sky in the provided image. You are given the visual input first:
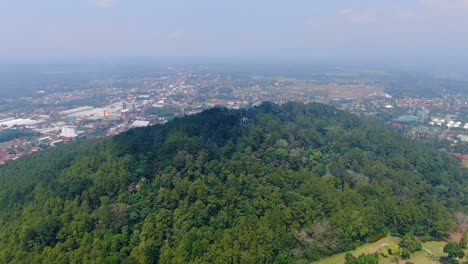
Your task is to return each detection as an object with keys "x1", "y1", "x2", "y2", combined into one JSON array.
[{"x1": 1, "y1": 0, "x2": 468, "y2": 60}]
